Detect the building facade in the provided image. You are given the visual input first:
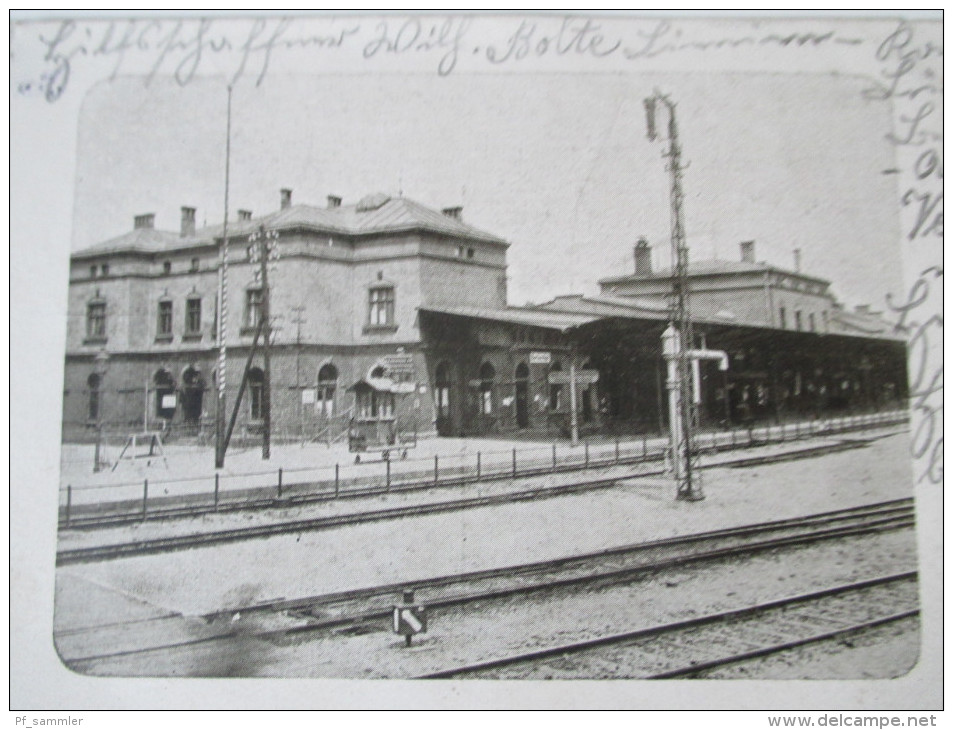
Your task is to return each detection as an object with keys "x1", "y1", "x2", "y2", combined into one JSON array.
[{"x1": 63, "y1": 195, "x2": 909, "y2": 446}]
